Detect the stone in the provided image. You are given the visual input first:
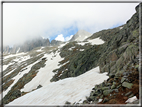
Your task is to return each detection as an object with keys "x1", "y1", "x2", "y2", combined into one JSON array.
[
  {"x1": 117, "y1": 84, "x2": 121, "y2": 89},
  {"x1": 96, "y1": 88, "x2": 102, "y2": 94},
  {"x1": 37, "y1": 84, "x2": 42, "y2": 89},
  {"x1": 111, "y1": 84, "x2": 116, "y2": 89},
  {"x1": 83, "y1": 100, "x2": 89, "y2": 104},
  {"x1": 135, "y1": 64, "x2": 139, "y2": 69},
  {"x1": 111, "y1": 82, "x2": 116, "y2": 89},
  {"x1": 113, "y1": 89, "x2": 119, "y2": 93},
  {"x1": 121, "y1": 77, "x2": 126, "y2": 83},
  {"x1": 122, "y1": 82, "x2": 133, "y2": 89},
  {"x1": 102, "y1": 87, "x2": 110, "y2": 90},
  {"x1": 125, "y1": 91, "x2": 132, "y2": 96},
  {"x1": 103, "y1": 89, "x2": 113, "y2": 96},
  {"x1": 106, "y1": 83, "x2": 111, "y2": 86},
  {"x1": 89, "y1": 95, "x2": 95, "y2": 101},
  {"x1": 65, "y1": 101, "x2": 71, "y2": 104},
  {"x1": 128, "y1": 93, "x2": 134, "y2": 98},
  {"x1": 100, "y1": 95, "x2": 103, "y2": 99},
  {"x1": 103, "y1": 97, "x2": 109, "y2": 103}
]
